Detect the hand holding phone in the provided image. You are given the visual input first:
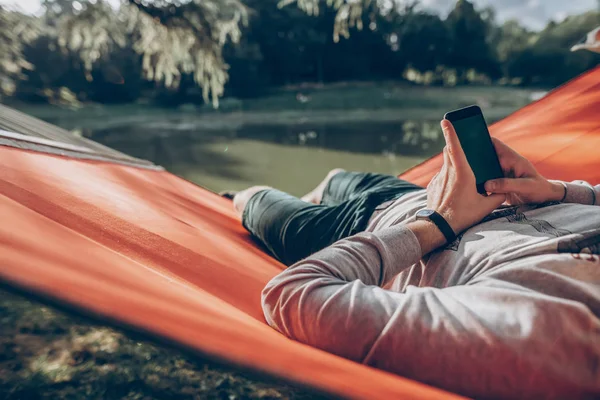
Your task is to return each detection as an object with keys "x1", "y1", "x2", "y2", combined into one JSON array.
[
  {"x1": 484, "y1": 138, "x2": 566, "y2": 205},
  {"x1": 444, "y1": 105, "x2": 504, "y2": 195},
  {"x1": 424, "y1": 119, "x2": 506, "y2": 235}
]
